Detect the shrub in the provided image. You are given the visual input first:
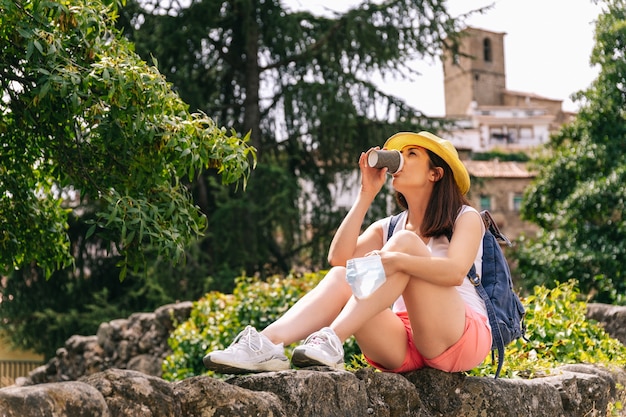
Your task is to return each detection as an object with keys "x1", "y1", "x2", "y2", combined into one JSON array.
[
  {"x1": 471, "y1": 151, "x2": 530, "y2": 162},
  {"x1": 163, "y1": 274, "x2": 626, "y2": 381},
  {"x1": 470, "y1": 280, "x2": 626, "y2": 378}
]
